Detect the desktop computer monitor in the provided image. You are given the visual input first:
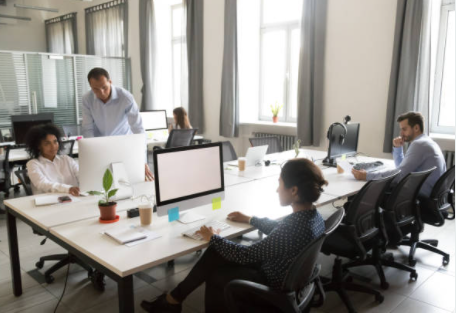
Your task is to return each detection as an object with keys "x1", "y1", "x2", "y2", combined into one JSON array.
[
  {"x1": 324, "y1": 123, "x2": 360, "y2": 167},
  {"x1": 153, "y1": 142, "x2": 225, "y2": 217},
  {"x1": 140, "y1": 110, "x2": 168, "y2": 131},
  {"x1": 11, "y1": 113, "x2": 54, "y2": 144},
  {"x1": 78, "y1": 133, "x2": 146, "y2": 197}
]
